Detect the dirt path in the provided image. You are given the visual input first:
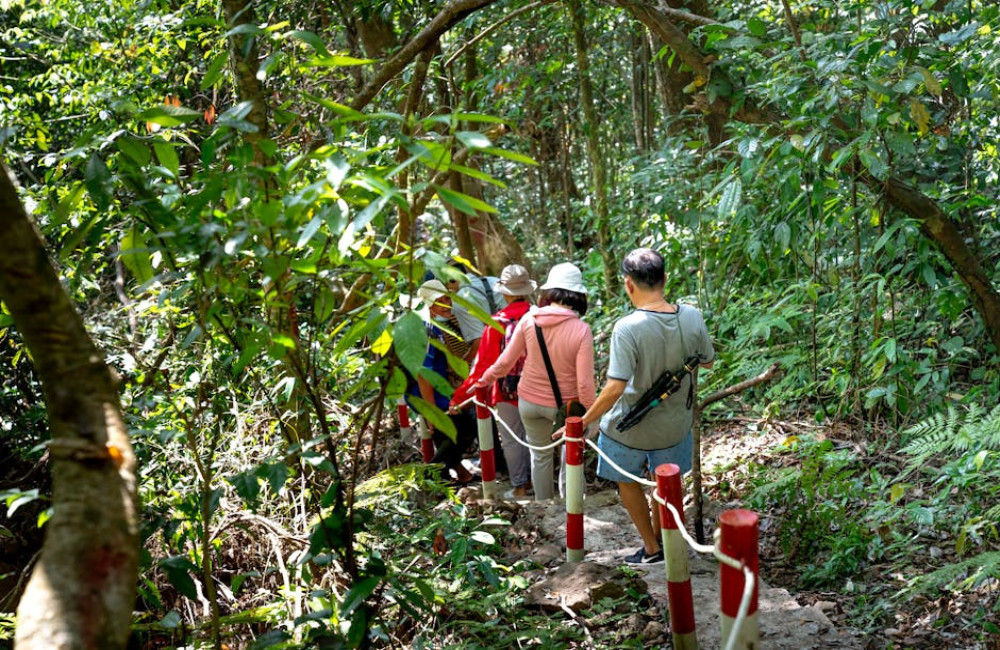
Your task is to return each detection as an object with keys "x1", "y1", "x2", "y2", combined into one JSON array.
[{"x1": 505, "y1": 486, "x2": 863, "y2": 648}]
